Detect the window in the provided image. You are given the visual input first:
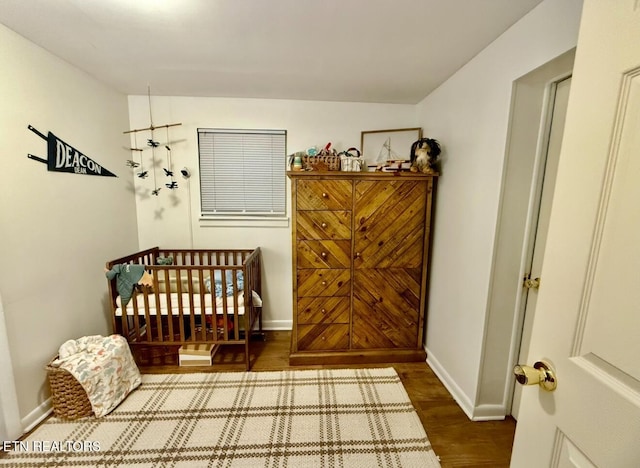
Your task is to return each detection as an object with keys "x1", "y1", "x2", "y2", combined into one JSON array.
[{"x1": 198, "y1": 128, "x2": 287, "y2": 221}]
